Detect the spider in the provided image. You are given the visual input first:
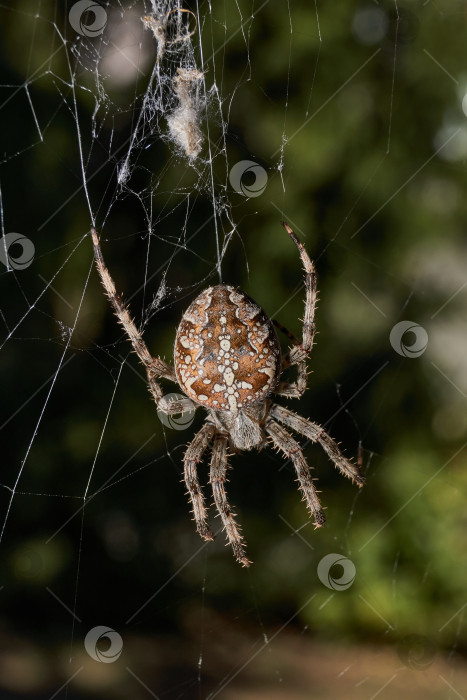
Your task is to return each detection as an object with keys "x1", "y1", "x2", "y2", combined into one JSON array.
[{"x1": 91, "y1": 223, "x2": 364, "y2": 566}]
